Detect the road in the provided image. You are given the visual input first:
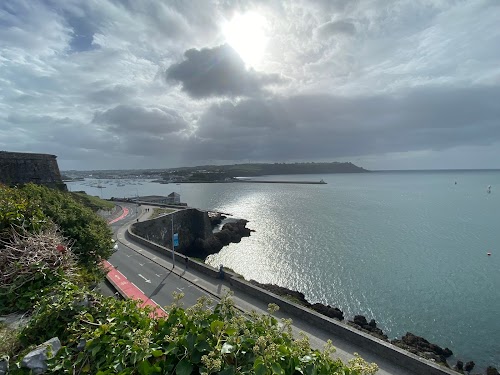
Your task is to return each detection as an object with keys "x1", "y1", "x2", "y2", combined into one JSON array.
[{"x1": 107, "y1": 203, "x2": 432, "y2": 375}]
